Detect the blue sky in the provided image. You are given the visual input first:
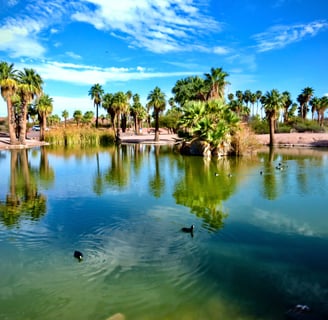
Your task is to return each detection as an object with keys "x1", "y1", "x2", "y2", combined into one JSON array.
[{"x1": 0, "y1": 0, "x2": 327, "y2": 117}]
